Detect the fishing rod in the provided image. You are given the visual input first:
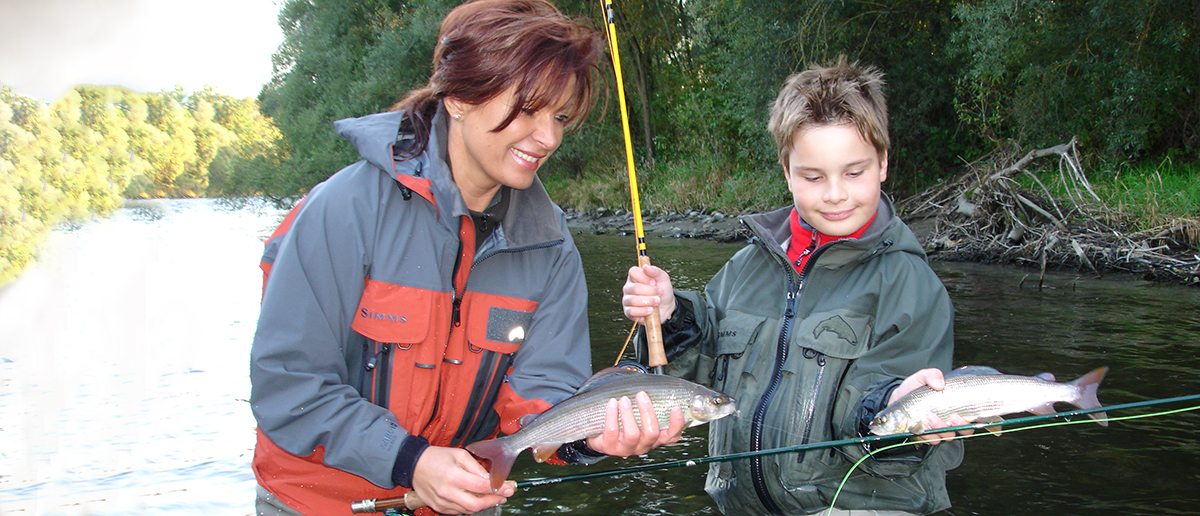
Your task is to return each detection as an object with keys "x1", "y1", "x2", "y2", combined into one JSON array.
[
  {"x1": 600, "y1": 0, "x2": 668, "y2": 374},
  {"x1": 351, "y1": 393, "x2": 1200, "y2": 511}
]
